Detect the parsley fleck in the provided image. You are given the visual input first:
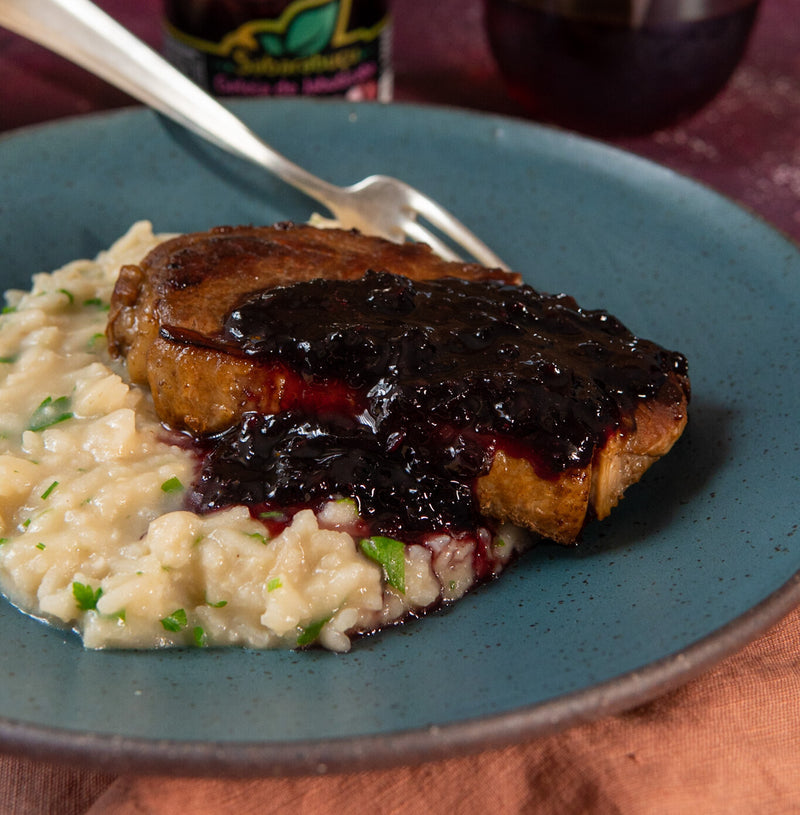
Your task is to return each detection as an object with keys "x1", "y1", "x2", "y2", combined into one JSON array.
[
  {"x1": 267, "y1": 577, "x2": 282, "y2": 592},
  {"x1": 206, "y1": 598, "x2": 227, "y2": 608},
  {"x1": 160, "y1": 476, "x2": 183, "y2": 494},
  {"x1": 40, "y1": 480, "x2": 59, "y2": 500},
  {"x1": 83, "y1": 297, "x2": 107, "y2": 309},
  {"x1": 35, "y1": 542, "x2": 46, "y2": 551},
  {"x1": 58, "y1": 288, "x2": 75, "y2": 304},
  {"x1": 296, "y1": 617, "x2": 330, "y2": 647},
  {"x1": 360, "y1": 536, "x2": 406, "y2": 594},
  {"x1": 0, "y1": 355, "x2": 16, "y2": 364},
  {"x1": 160, "y1": 608, "x2": 187, "y2": 632},
  {"x1": 247, "y1": 531, "x2": 268, "y2": 545},
  {"x1": 1, "y1": 305, "x2": 16, "y2": 314},
  {"x1": 0, "y1": 538, "x2": 8, "y2": 545},
  {"x1": 259, "y1": 510, "x2": 286, "y2": 521},
  {"x1": 72, "y1": 581, "x2": 103, "y2": 611},
  {"x1": 28, "y1": 395, "x2": 73, "y2": 431},
  {"x1": 192, "y1": 626, "x2": 207, "y2": 647}
]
